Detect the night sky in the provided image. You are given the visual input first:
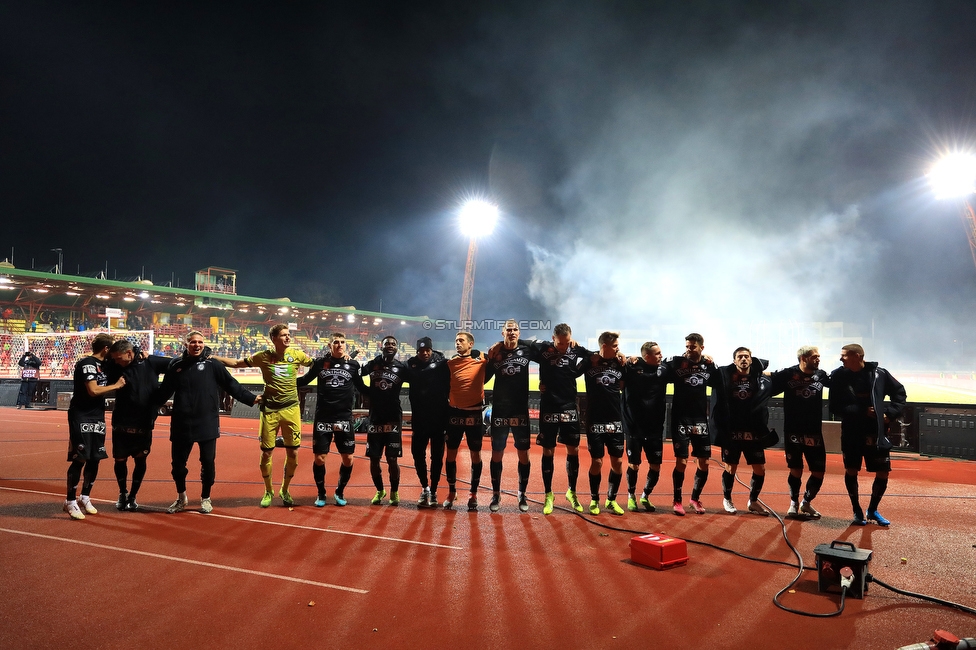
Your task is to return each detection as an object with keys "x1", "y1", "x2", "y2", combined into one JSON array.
[{"x1": 2, "y1": 2, "x2": 976, "y2": 366}]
